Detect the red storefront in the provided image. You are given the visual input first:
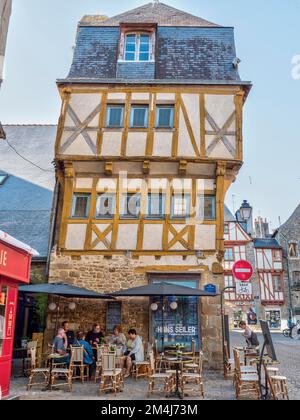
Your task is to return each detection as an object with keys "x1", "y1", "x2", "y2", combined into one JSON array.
[{"x1": 0, "y1": 230, "x2": 37, "y2": 398}]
